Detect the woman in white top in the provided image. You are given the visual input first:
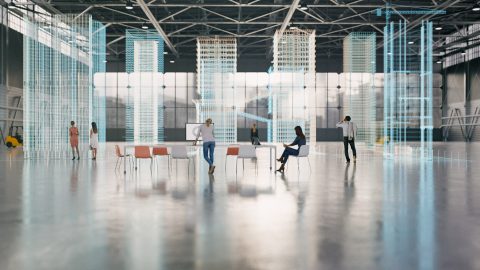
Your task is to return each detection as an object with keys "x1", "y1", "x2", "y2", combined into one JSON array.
[
  {"x1": 195, "y1": 118, "x2": 216, "y2": 174},
  {"x1": 90, "y1": 122, "x2": 99, "y2": 160}
]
